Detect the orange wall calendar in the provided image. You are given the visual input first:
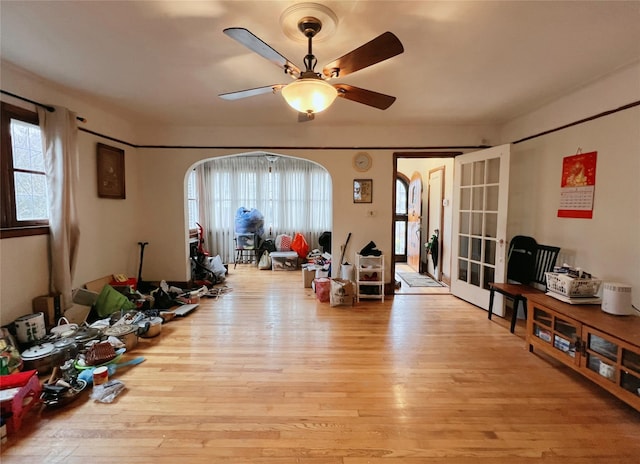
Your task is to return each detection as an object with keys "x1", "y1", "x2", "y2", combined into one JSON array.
[{"x1": 558, "y1": 151, "x2": 597, "y2": 219}]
